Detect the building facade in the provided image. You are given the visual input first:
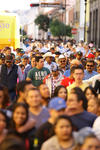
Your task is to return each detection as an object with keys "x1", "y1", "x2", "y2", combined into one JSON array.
[{"x1": 89, "y1": 0, "x2": 100, "y2": 48}]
